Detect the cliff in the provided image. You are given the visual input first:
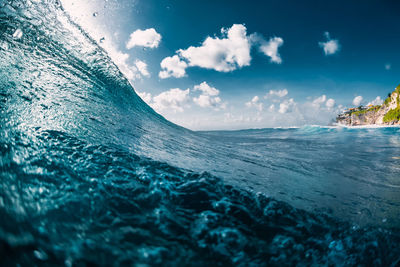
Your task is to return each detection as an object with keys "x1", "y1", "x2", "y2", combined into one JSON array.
[{"x1": 336, "y1": 85, "x2": 400, "y2": 126}]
